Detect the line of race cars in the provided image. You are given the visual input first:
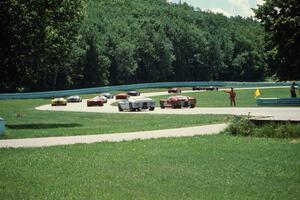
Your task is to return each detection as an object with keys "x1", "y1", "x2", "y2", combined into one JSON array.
[{"x1": 51, "y1": 86, "x2": 217, "y2": 111}]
